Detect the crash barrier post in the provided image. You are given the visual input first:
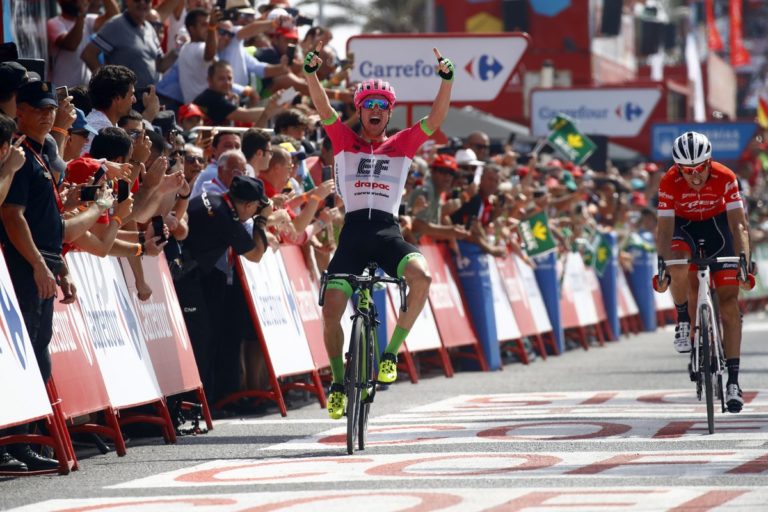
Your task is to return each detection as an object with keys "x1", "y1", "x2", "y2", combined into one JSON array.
[
  {"x1": 626, "y1": 245, "x2": 657, "y2": 332},
  {"x1": 66, "y1": 253, "x2": 177, "y2": 444},
  {"x1": 533, "y1": 251, "x2": 565, "y2": 354},
  {"x1": 50, "y1": 298, "x2": 126, "y2": 457},
  {"x1": 559, "y1": 252, "x2": 604, "y2": 350},
  {"x1": 597, "y1": 232, "x2": 620, "y2": 341},
  {"x1": 0, "y1": 249, "x2": 75, "y2": 475},
  {"x1": 119, "y1": 256, "x2": 213, "y2": 431},
  {"x1": 454, "y1": 241, "x2": 502, "y2": 370},
  {"x1": 227, "y1": 250, "x2": 326, "y2": 415},
  {"x1": 420, "y1": 242, "x2": 485, "y2": 373}
]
